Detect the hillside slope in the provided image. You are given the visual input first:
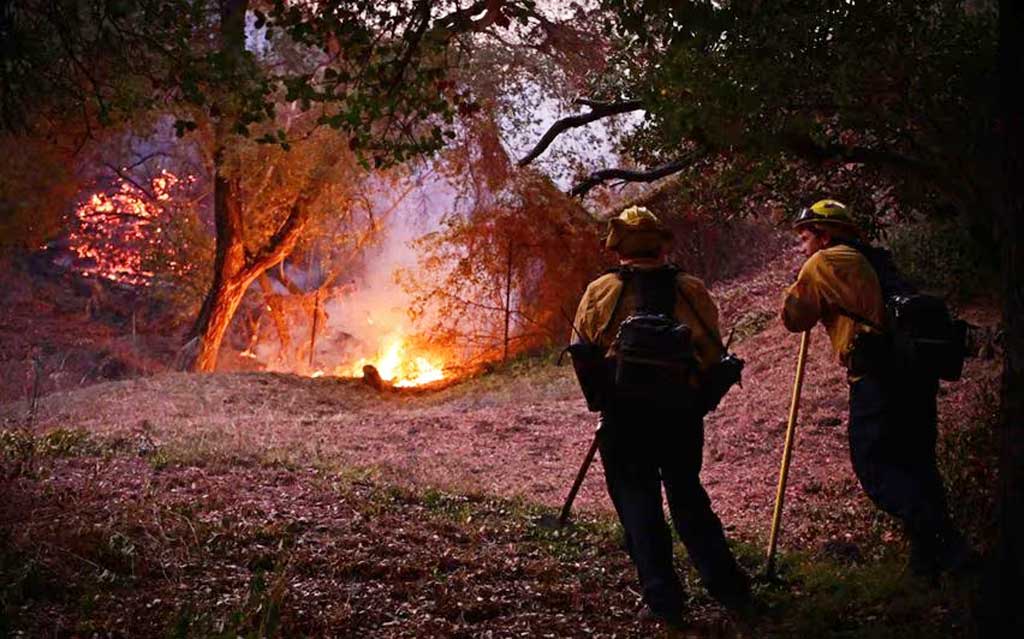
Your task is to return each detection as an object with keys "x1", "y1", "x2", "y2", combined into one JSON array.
[{"x1": 3, "y1": 246, "x2": 1000, "y2": 556}]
